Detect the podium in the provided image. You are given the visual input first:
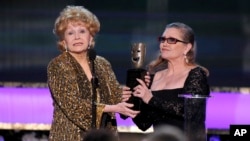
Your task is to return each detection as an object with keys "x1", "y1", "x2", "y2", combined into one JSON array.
[{"x1": 178, "y1": 94, "x2": 211, "y2": 141}]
